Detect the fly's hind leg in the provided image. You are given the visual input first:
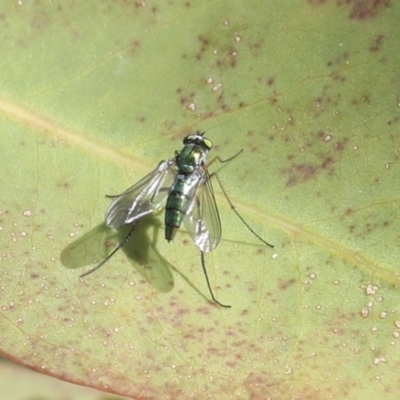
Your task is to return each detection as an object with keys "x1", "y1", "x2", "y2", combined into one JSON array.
[{"x1": 200, "y1": 251, "x2": 231, "y2": 308}]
